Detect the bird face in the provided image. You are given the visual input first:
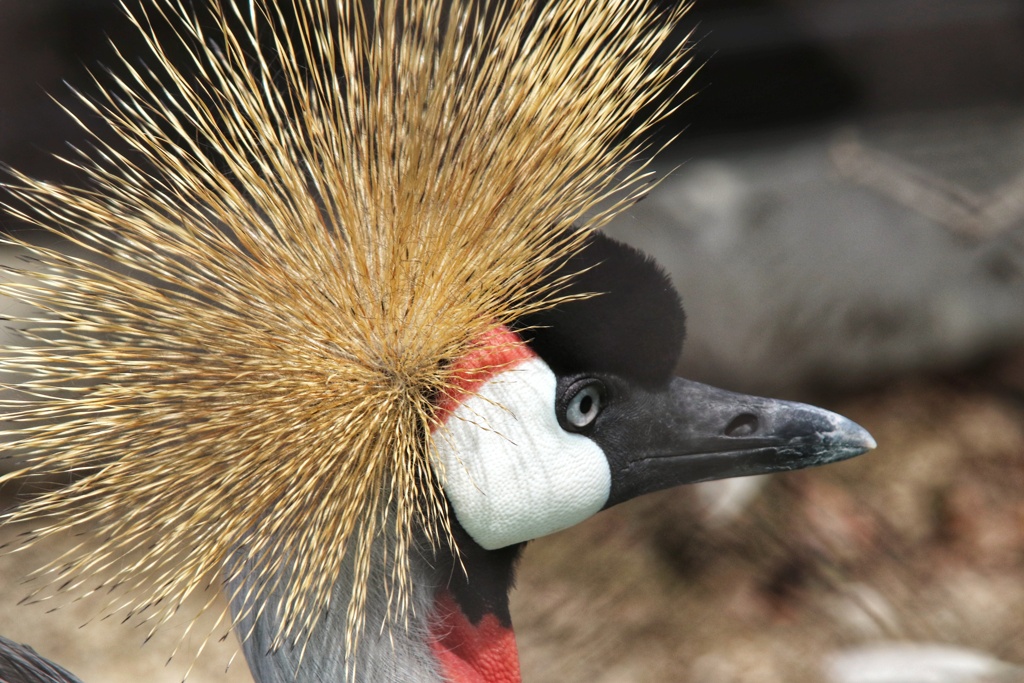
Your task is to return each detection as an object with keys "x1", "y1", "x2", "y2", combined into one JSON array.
[
  {"x1": 434, "y1": 233, "x2": 875, "y2": 551},
  {"x1": 434, "y1": 350, "x2": 611, "y2": 551}
]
